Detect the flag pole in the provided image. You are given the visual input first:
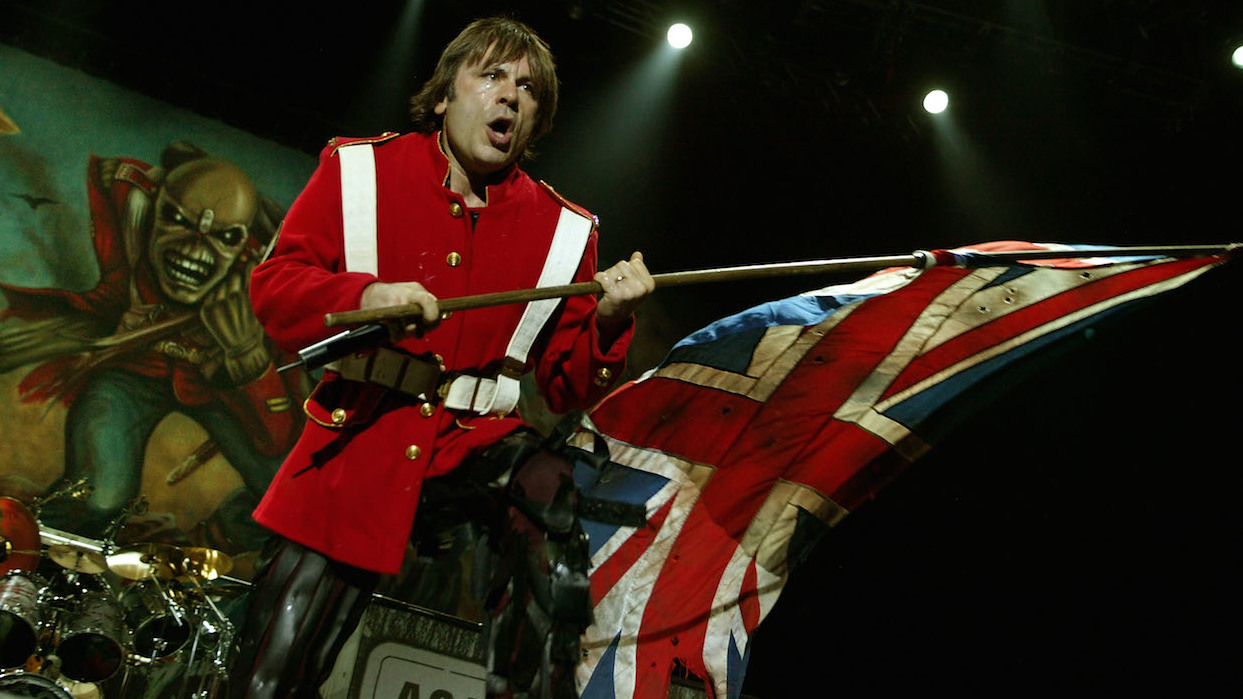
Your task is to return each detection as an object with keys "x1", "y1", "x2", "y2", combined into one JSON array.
[
  {"x1": 281, "y1": 243, "x2": 1236, "y2": 373},
  {"x1": 321, "y1": 243, "x2": 1235, "y2": 327}
]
